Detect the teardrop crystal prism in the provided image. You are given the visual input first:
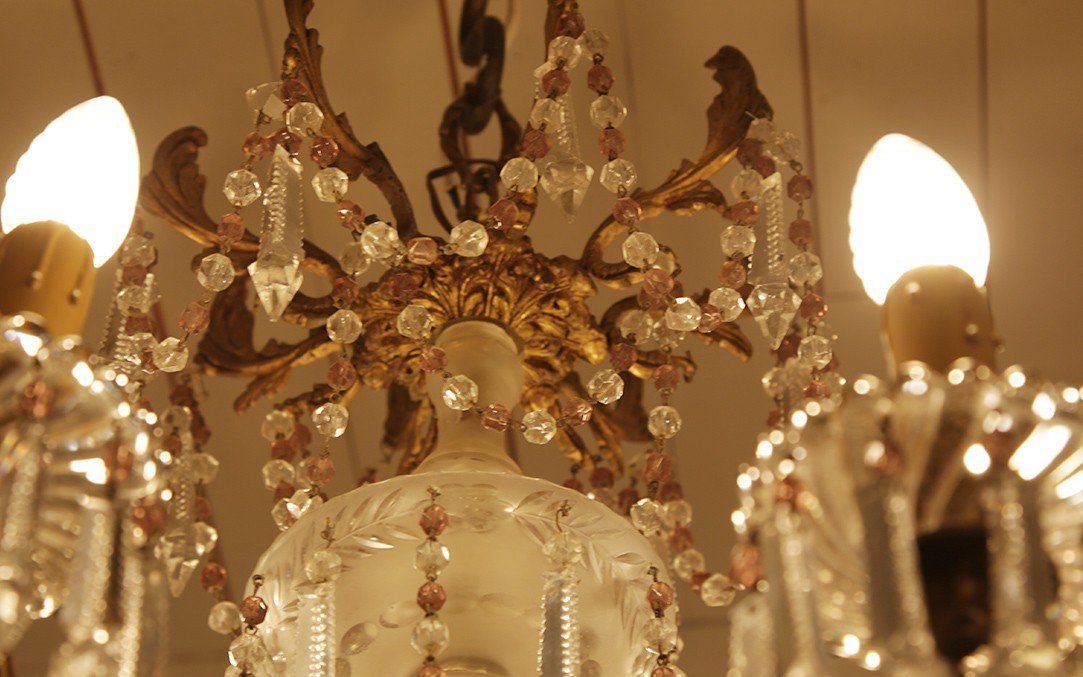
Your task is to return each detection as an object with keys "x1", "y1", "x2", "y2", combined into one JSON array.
[{"x1": 745, "y1": 282, "x2": 800, "y2": 349}]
